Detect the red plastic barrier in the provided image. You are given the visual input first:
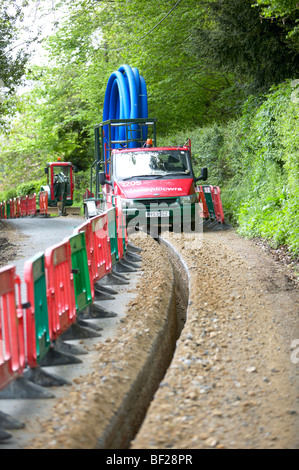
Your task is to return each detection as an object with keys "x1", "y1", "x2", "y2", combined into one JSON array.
[
  {"x1": 0, "y1": 202, "x2": 4, "y2": 219},
  {"x1": 75, "y1": 213, "x2": 112, "y2": 290},
  {"x1": 9, "y1": 199, "x2": 15, "y2": 218},
  {"x1": 39, "y1": 191, "x2": 48, "y2": 215},
  {"x1": 44, "y1": 239, "x2": 77, "y2": 341},
  {"x1": 210, "y1": 186, "x2": 225, "y2": 224},
  {"x1": 20, "y1": 195, "x2": 28, "y2": 217},
  {"x1": 27, "y1": 193, "x2": 37, "y2": 216},
  {"x1": 93, "y1": 213, "x2": 113, "y2": 278},
  {"x1": 0, "y1": 266, "x2": 25, "y2": 391},
  {"x1": 196, "y1": 186, "x2": 209, "y2": 219},
  {"x1": 16, "y1": 197, "x2": 21, "y2": 218},
  {"x1": 14, "y1": 198, "x2": 19, "y2": 218},
  {"x1": 114, "y1": 198, "x2": 127, "y2": 259},
  {"x1": 83, "y1": 188, "x2": 94, "y2": 200}
]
